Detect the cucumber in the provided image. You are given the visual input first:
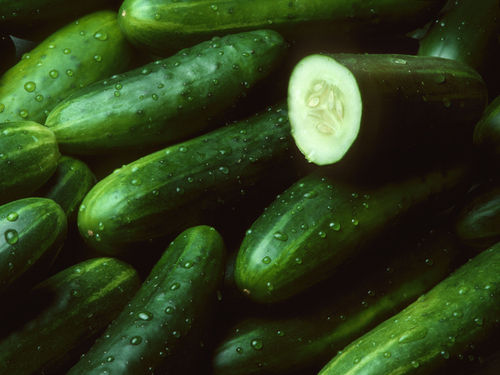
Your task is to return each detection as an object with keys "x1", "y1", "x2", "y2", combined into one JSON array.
[
  {"x1": 0, "y1": 0, "x2": 120, "y2": 34},
  {"x1": 318, "y1": 242, "x2": 500, "y2": 375},
  {"x1": 287, "y1": 53, "x2": 487, "y2": 166},
  {"x1": 0, "y1": 257, "x2": 140, "y2": 375},
  {"x1": 0, "y1": 197, "x2": 66, "y2": 295},
  {"x1": 418, "y1": 0, "x2": 500, "y2": 72},
  {"x1": 235, "y1": 164, "x2": 469, "y2": 303},
  {"x1": 35, "y1": 156, "x2": 96, "y2": 222},
  {"x1": 473, "y1": 95, "x2": 500, "y2": 159},
  {"x1": 67, "y1": 225, "x2": 225, "y2": 374},
  {"x1": 118, "y1": 0, "x2": 444, "y2": 55},
  {"x1": 45, "y1": 29, "x2": 287, "y2": 155},
  {"x1": 0, "y1": 121, "x2": 60, "y2": 205},
  {"x1": 214, "y1": 228, "x2": 460, "y2": 375},
  {"x1": 0, "y1": 11, "x2": 133, "y2": 124},
  {"x1": 456, "y1": 186, "x2": 500, "y2": 249},
  {"x1": 77, "y1": 105, "x2": 301, "y2": 255}
]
